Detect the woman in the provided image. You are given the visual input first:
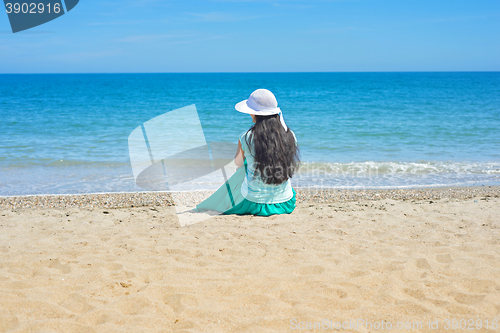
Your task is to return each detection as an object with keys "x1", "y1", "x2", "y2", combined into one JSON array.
[{"x1": 196, "y1": 89, "x2": 299, "y2": 216}]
